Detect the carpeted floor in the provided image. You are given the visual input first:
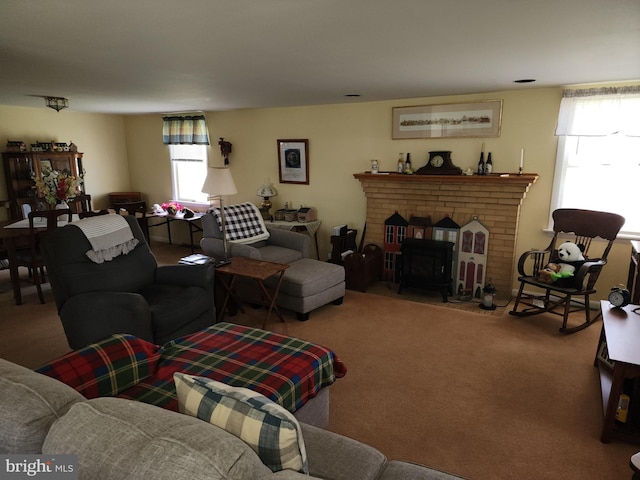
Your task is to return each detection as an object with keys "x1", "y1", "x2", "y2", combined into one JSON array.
[{"x1": 0, "y1": 242, "x2": 637, "y2": 480}]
